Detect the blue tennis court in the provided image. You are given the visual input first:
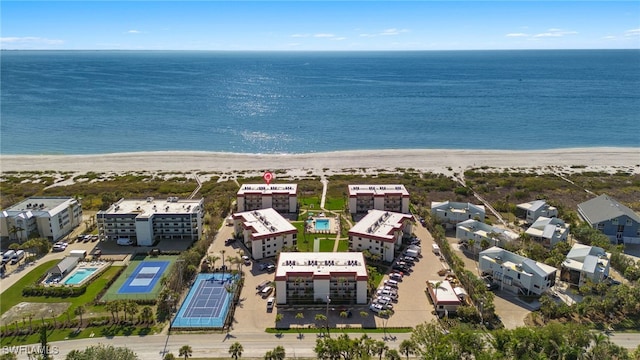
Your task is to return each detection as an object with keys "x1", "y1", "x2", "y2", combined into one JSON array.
[
  {"x1": 118, "y1": 261, "x2": 169, "y2": 294},
  {"x1": 172, "y1": 273, "x2": 237, "y2": 328}
]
